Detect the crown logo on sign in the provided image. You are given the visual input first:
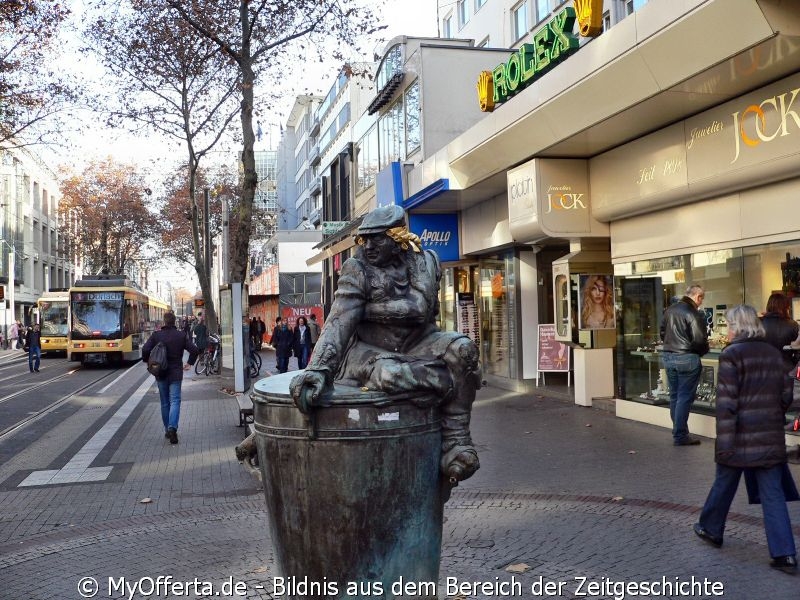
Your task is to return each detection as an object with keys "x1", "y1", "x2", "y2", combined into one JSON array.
[
  {"x1": 476, "y1": 71, "x2": 495, "y2": 113},
  {"x1": 573, "y1": 0, "x2": 603, "y2": 37}
]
